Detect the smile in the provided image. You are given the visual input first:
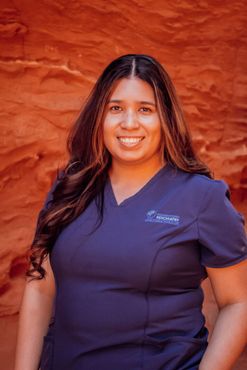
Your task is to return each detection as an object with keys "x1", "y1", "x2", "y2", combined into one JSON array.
[{"x1": 117, "y1": 136, "x2": 145, "y2": 145}]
